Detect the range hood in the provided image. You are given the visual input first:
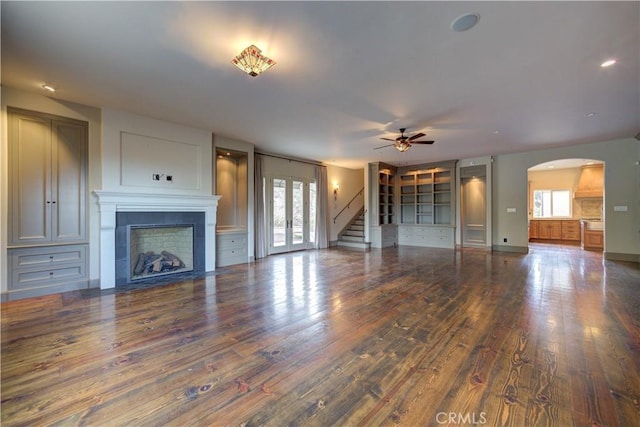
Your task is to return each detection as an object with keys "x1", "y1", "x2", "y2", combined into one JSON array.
[{"x1": 574, "y1": 164, "x2": 603, "y2": 198}]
